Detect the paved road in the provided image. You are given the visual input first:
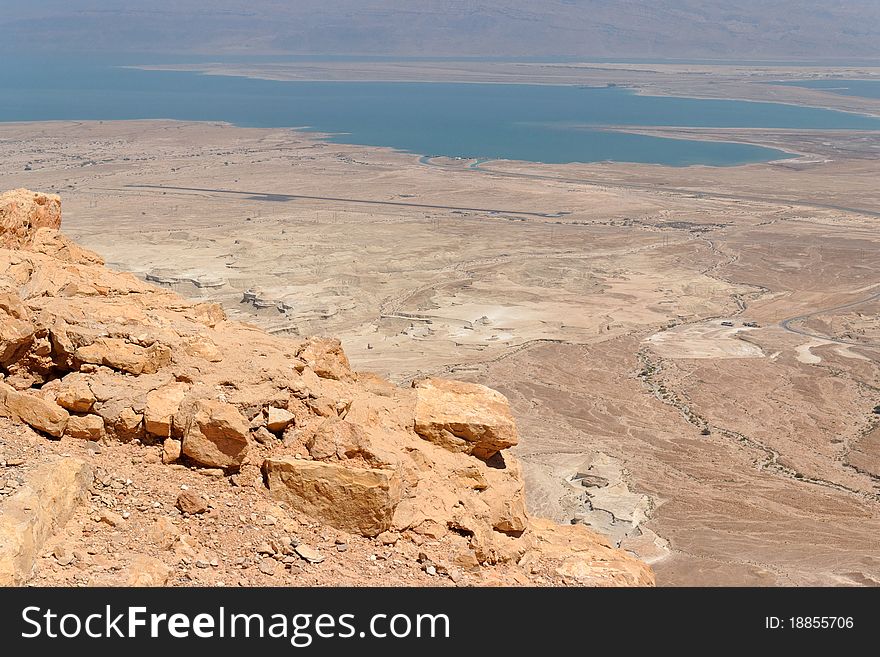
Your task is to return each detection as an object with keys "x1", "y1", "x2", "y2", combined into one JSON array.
[
  {"x1": 122, "y1": 183, "x2": 568, "y2": 218},
  {"x1": 779, "y1": 290, "x2": 880, "y2": 349}
]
